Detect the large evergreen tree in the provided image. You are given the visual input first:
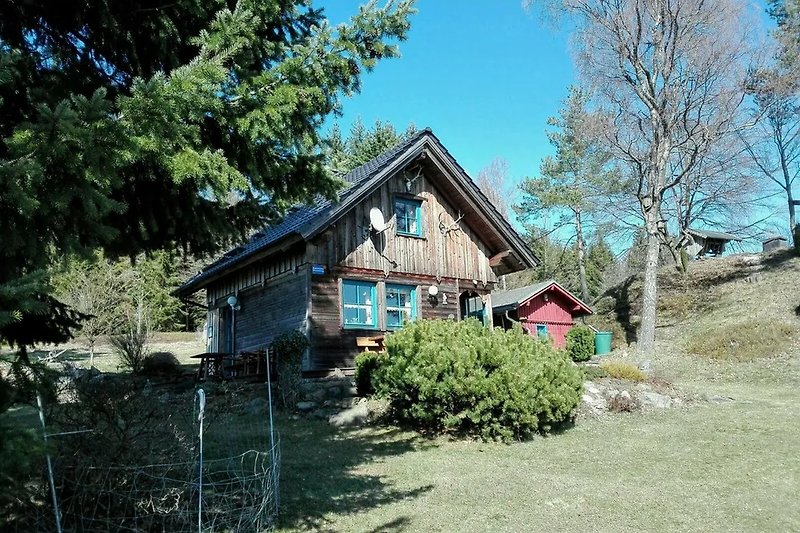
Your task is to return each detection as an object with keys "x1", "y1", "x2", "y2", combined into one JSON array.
[
  {"x1": 0, "y1": 4, "x2": 417, "y2": 490},
  {"x1": 0, "y1": 0, "x2": 415, "y2": 352}
]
